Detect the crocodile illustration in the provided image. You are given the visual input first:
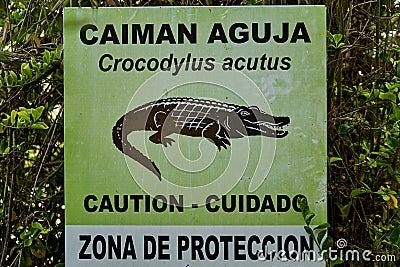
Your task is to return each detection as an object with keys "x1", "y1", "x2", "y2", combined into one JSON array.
[{"x1": 112, "y1": 97, "x2": 290, "y2": 180}]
